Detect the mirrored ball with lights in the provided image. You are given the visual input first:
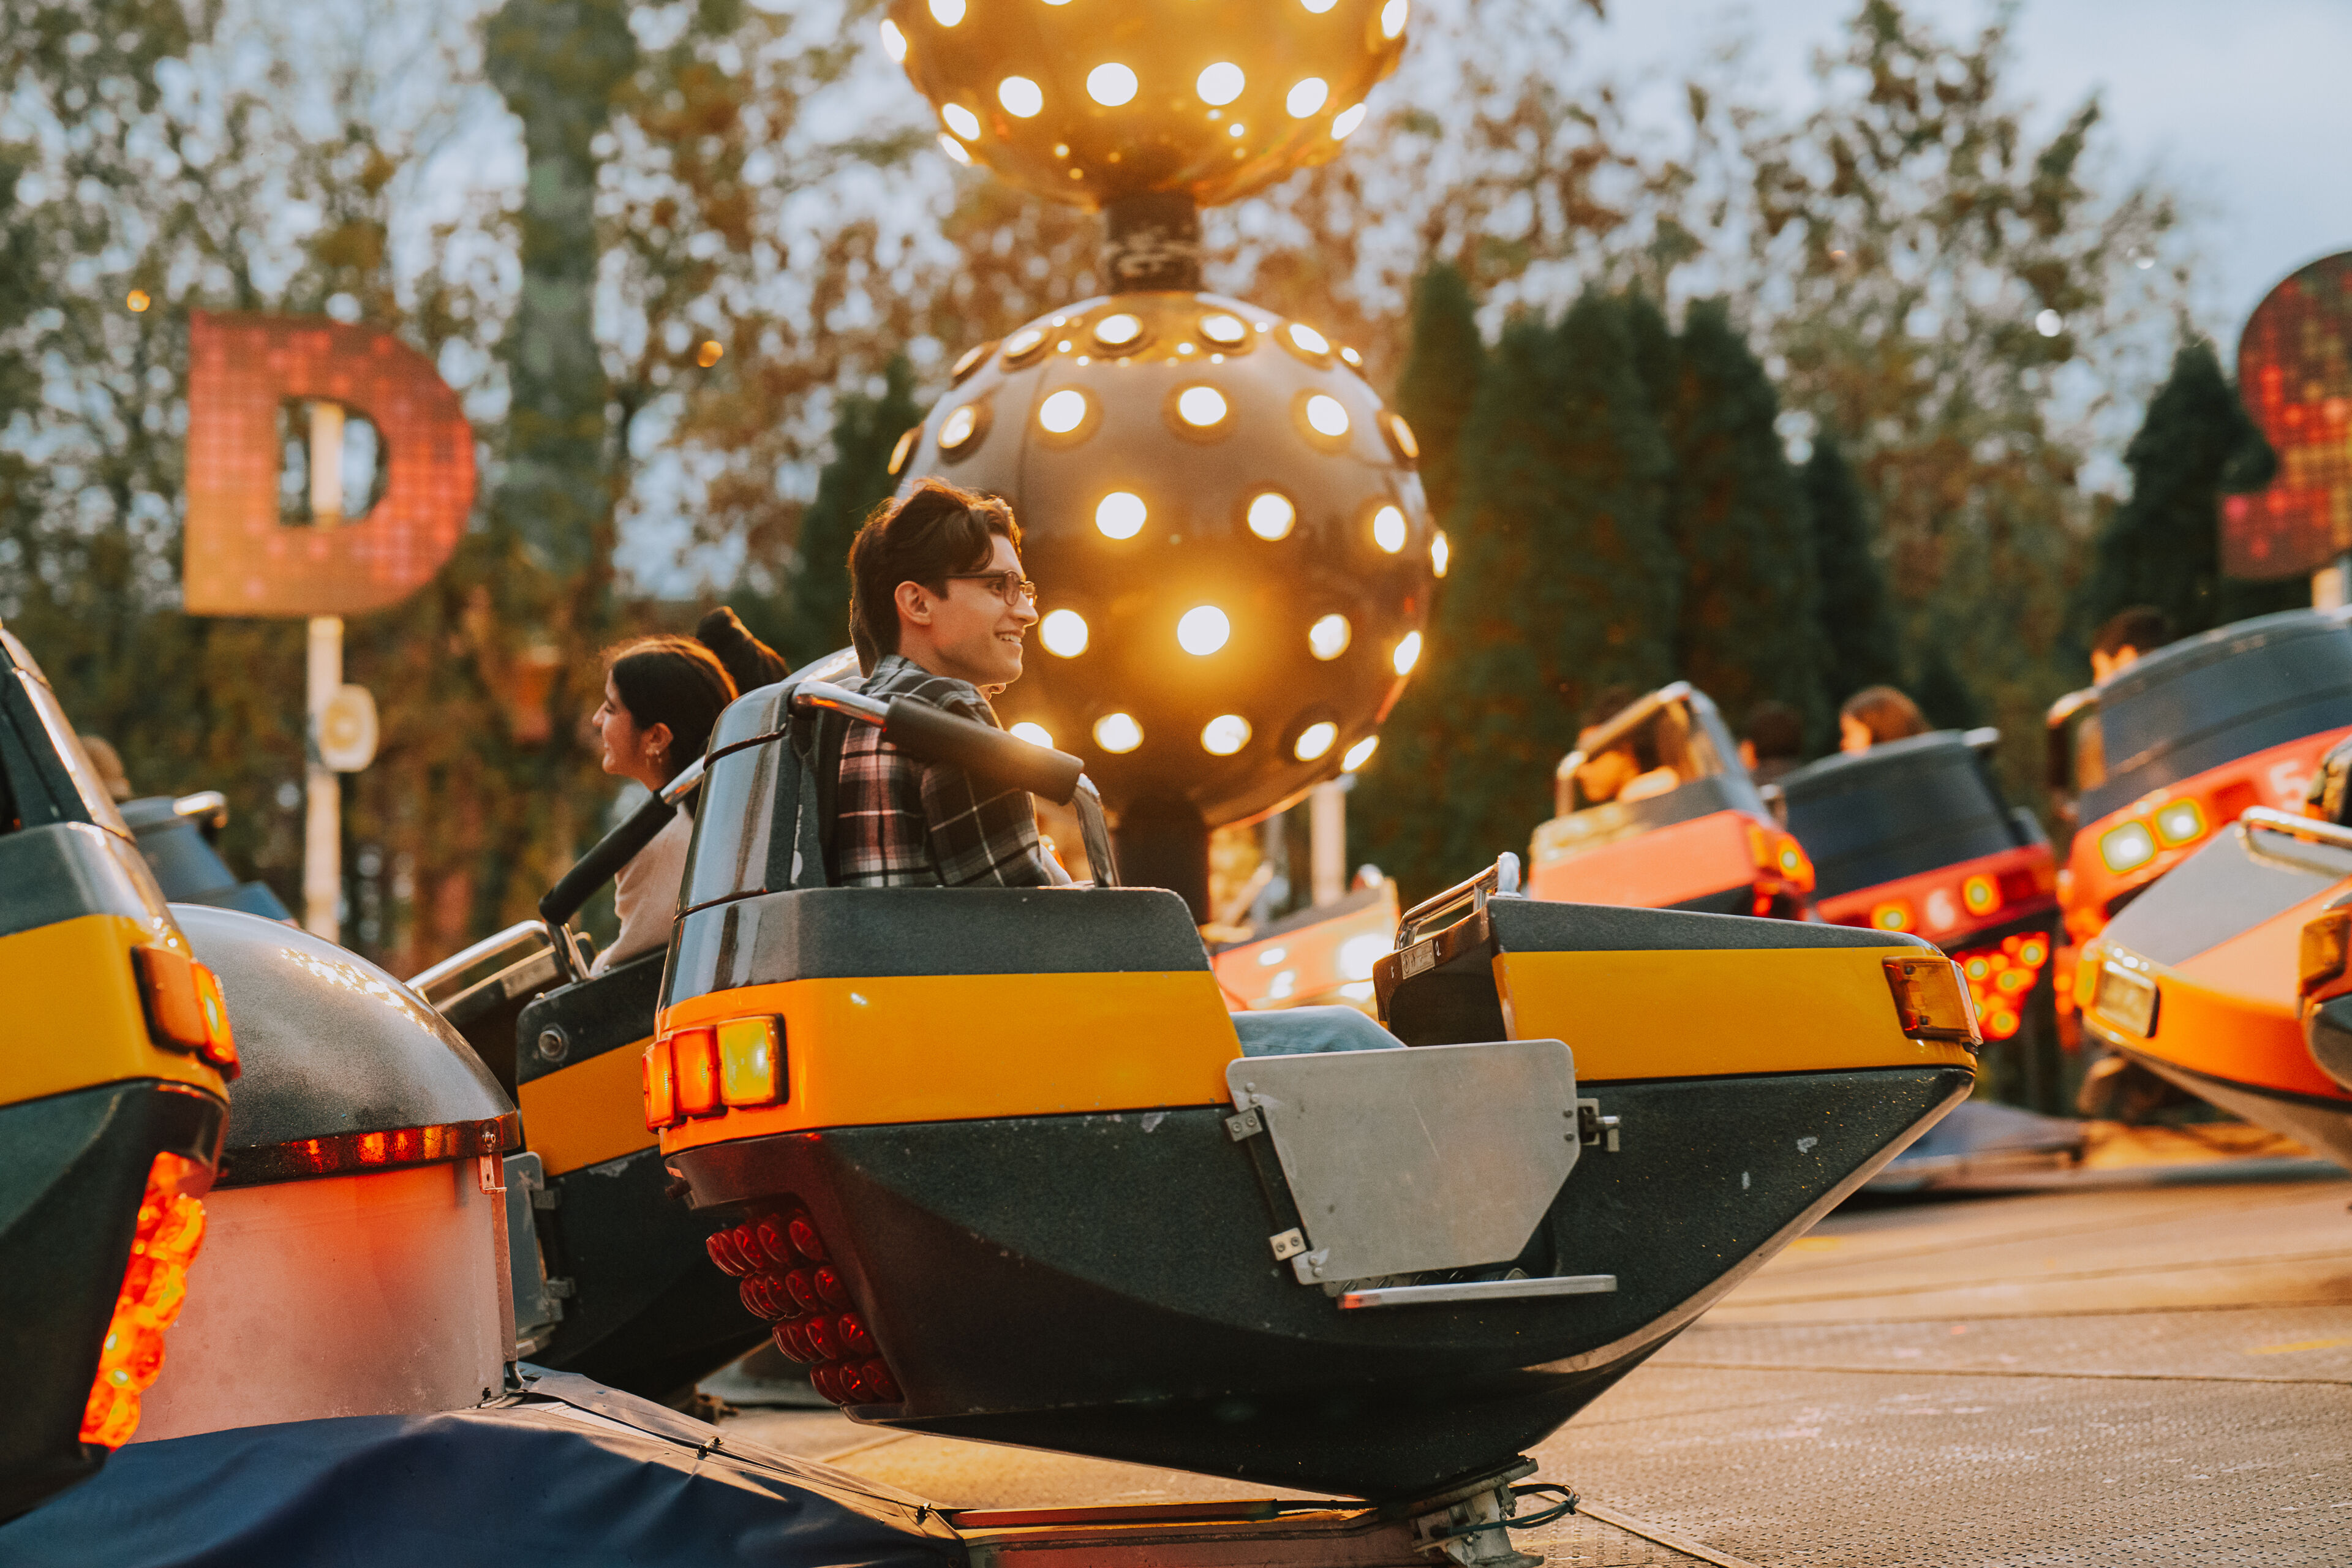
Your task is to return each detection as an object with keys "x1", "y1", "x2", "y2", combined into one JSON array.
[
  {"x1": 883, "y1": 0, "x2": 1409, "y2": 210},
  {"x1": 890, "y1": 289, "x2": 1433, "y2": 829}
]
